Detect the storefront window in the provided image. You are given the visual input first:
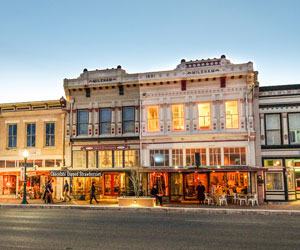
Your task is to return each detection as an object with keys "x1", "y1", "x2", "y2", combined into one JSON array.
[
  {"x1": 225, "y1": 100, "x2": 239, "y2": 129},
  {"x1": 99, "y1": 108, "x2": 111, "y2": 135},
  {"x1": 265, "y1": 172, "x2": 284, "y2": 191},
  {"x1": 0, "y1": 161, "x2": 5, "y2": 168},
  {"x1": 2, "y1": 175, "x2": 16, "y2": 195},
  {"x1": 34, "y1": 160, "x2": 43, "y2": 168},
  {"x1": 122, "y1": 106, "x2": 135, "y2": 133},
  {"x1": 170, "y1": 173, "x2": 183, "y2": 200},
  {"x1": 263, "y1": 159, "x2": 283, "y2": 168},
  {"x1": 288, "y1": 113, "x2": 300, "y2": 144},
  {"x1": 184, "y1": 173, "x2": 207, "y2": 199},
  {"x1": 198, "y1": 103, "x2": 211, "y2": 130},
  {"x1": 172, "y1": 104, "x2": 184, "y2": 131},
  {"x1": 224, "y1": 147, "x2": 246, "y2": 165},
  {"x1": 77, "y1": 110, "x2": 89, "y2": 136},
  {"x1": 45, "y1": 160, "x2": 55, "y2": 168},
  {"x1": 172, "y1": 149, "x2": 183, "y2": 167},
  {"x1": 147, "y1": 106, "x2": 159, "y2": 132},
  {"x1": 6, "y1": 160, "x2": 16, "y2": 168},
  {"x1": 265, "y1": 114, "x2": 281, "y2": 145},
  {"x1": 114, "y1": 150, "x2": 123, "y2": 168},
  {"x1": 149, "y1": 172, "x2": 169, "y2": 196},
  {"x1": 124, "y1": 150, "x2": 138, "y2": 168},
  {"x1": 287, "y1": 169, "x2": 295, "y2": 191},
  {"x1": 99, "y1": 150, "x2": 113, "y2": 168},
  {"x1": 186, "y1": 148, "x2": 206, "y2": 166},
  {"x1": 150, "y1": 150, "x2": 169, "y2": 167},
  {"x1": 285, "y1": 159, "x2": 300, "y2": 168},
  {"x1": 209, "y1": 148, "x2": 221, "y2": 166},
  {"x1": 73, "y1": 151, "x2": 86, "y2": 168},
  {"x1": 88, "y1": 151, "x2": 97, "y2": 168}
]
